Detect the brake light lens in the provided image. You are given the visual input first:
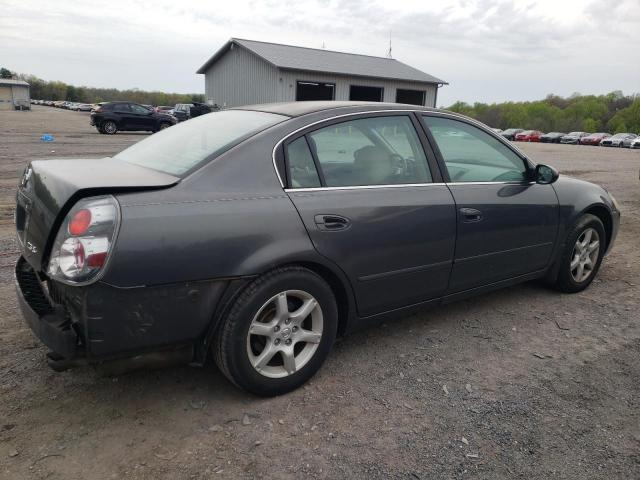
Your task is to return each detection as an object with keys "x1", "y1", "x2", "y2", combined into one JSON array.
[
  {"x1": 47, "y1": 196, "x2": 119, "y2": 284},
  {"x1": 68, "y1": 208, "x2": 92, "y2": 235}
]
